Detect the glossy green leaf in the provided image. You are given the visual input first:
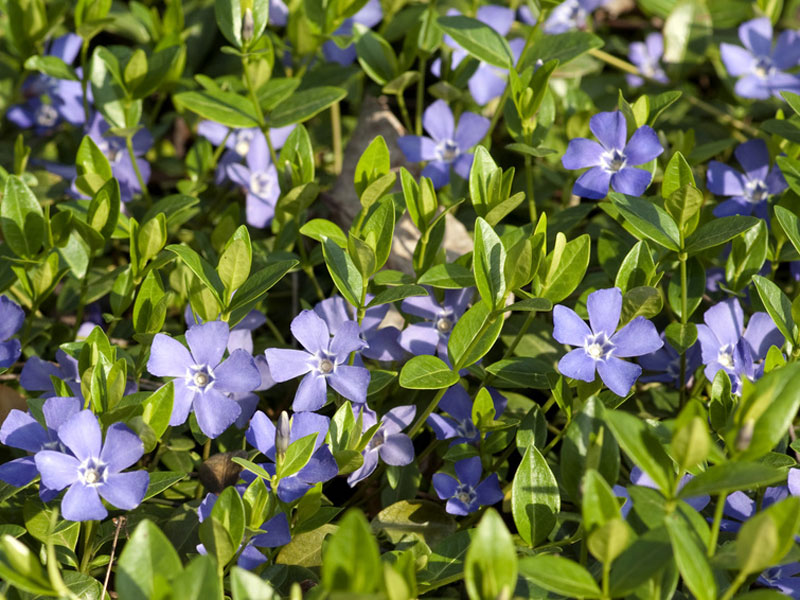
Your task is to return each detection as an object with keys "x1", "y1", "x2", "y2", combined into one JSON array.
[
  {"x1": 512, "y1": 446, "x2": 560, "y2": 546},
  {"x1": 399, "y1": 355, "x2": 459, "y2": 390}
]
